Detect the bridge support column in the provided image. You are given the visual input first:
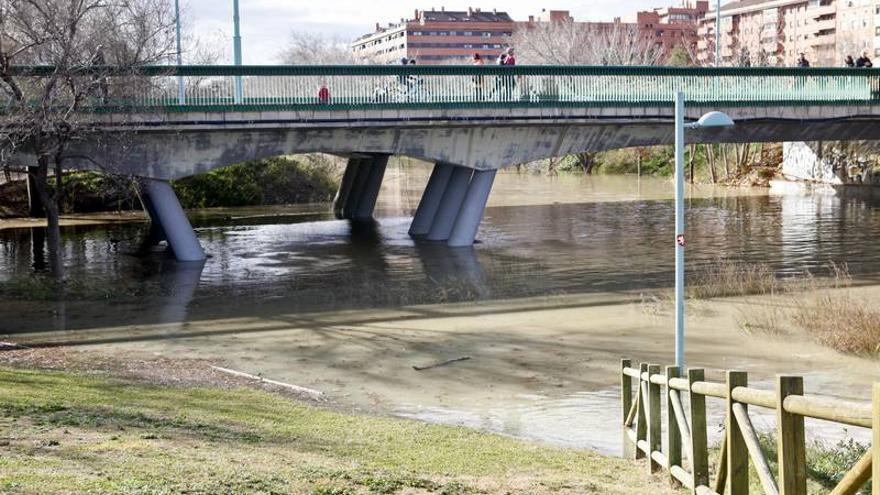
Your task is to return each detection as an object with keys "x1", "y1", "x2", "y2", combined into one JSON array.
[
  {"x1": 333, "y1": 157, "x2": 362, "y2": 219},
  {"x1": 448, "y1": 169, "x2": 496, "y2": 247},
  {"x1": 342, "y1": 159, "x2": 372, "y2": 219},
  {"x1": 354, "y1": 155, "x2": 388, "y2": 220},
  {"x1": 426, "y1": 166, "x2": 473, "y2": 241},
  {"x1": 140, "y1": 188, "x2": 167, "y2": 246},
  {"x1": 143, "y1": 179, "x2": 206, "y2": 262},
  {"x1": 409, "y1": 162, "x2": 454, "y2": 237}
]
